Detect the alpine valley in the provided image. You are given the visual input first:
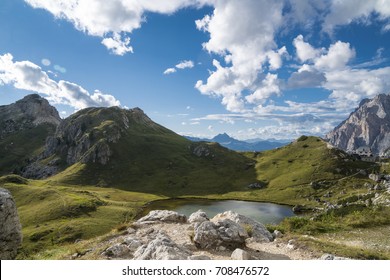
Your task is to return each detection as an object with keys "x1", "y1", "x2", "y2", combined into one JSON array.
[{"x1": 1, "y1": 94, "x2": 390, "y2": 260}]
